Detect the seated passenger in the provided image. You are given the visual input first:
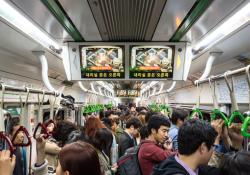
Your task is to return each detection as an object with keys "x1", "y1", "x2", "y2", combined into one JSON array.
[
  {"x1": 118, "y1": 117, "x2": 142, "y2": 157},
  {"x1": 138, "y1": 115, "x2": 174, "y2": 175},
  {"x1": 219, "y1": 151, "x2": 250, "y2": 175},
  {"x1": 152, "y1": 119, "x2": 219, "y2": 175},
  {"x1": 168, "y1": 108, "x2": 188, "y2": 151}
]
